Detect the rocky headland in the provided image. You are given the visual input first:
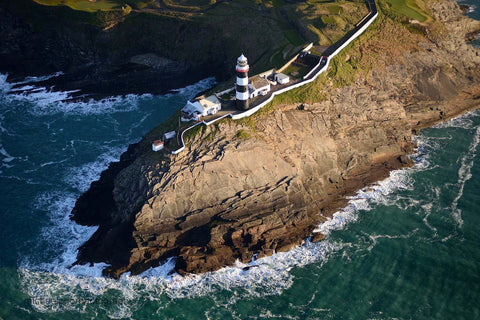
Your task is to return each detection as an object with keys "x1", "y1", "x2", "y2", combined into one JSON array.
[{"x1": 66, "y1": 0, "x2": 480, "y2": 278}]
